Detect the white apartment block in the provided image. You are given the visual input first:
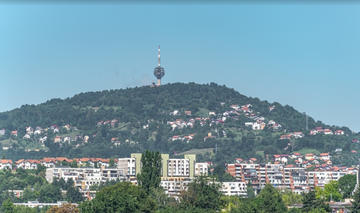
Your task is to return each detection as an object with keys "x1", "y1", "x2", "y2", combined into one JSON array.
[
  {"x1": 160, "y1": 178, "x2": 192, "y2": 197},
  {"x1": 195, "y1": 162, "x2": 209, "y2": 176},
  {"x1": 117, "y1": 158, "x2": 136, "y2": 176},
  {"x1": 46, "y1": 168, "x2": 102, "y2": 190},
  {"x1": 227, "y1": 163, "x2": 358, "y2": 194},
  {"x1": 220, "y1": 182, "x2": 247, "y2": 196},
  {"x1": 167, "y1": 159, "x2": 190, "y2": 177}
]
